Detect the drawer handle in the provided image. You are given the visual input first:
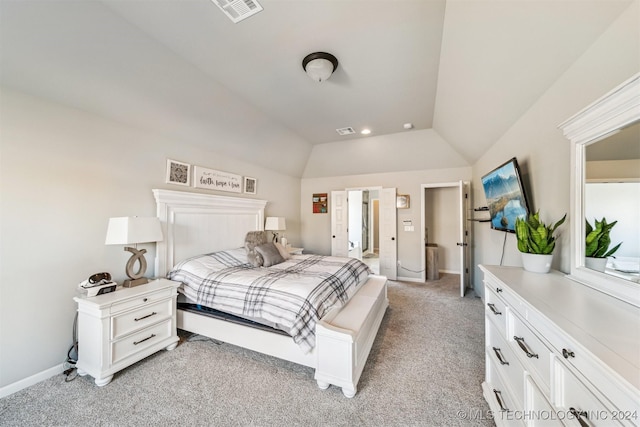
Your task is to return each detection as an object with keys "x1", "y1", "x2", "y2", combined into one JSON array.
[
  {"x1": 496, "y1": 287, "x2": 503, "y2": 293},
  {"x1": 562, "y1": 348, "x2": 575, "y2": 359},
  {"x1": 488, "y1": 303, "x2": 502, "y2": 315},
  {"x1": 569, "y1": 407, "x2": 589, "y2": 427},
  {"x1": 133, "y1": 334, "x2": 156, "y2": 345},
  {"x1": 492, "y1": 389, "x2": 509, "y2": 412},
  {"x1": 134, "y1": 312, "x2": 157, "y2": 322},
  {"x1": 492, "y1": 347, "x2": 509, "y2": 365},
  {"x1": 514, "y1": 336, "x2": 539, "y2": 359}
]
